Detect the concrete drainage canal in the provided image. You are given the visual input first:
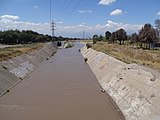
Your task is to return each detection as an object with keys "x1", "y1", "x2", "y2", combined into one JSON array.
[{"x1": 0, "y1": 43, "x2": 57, "y2": 96}]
